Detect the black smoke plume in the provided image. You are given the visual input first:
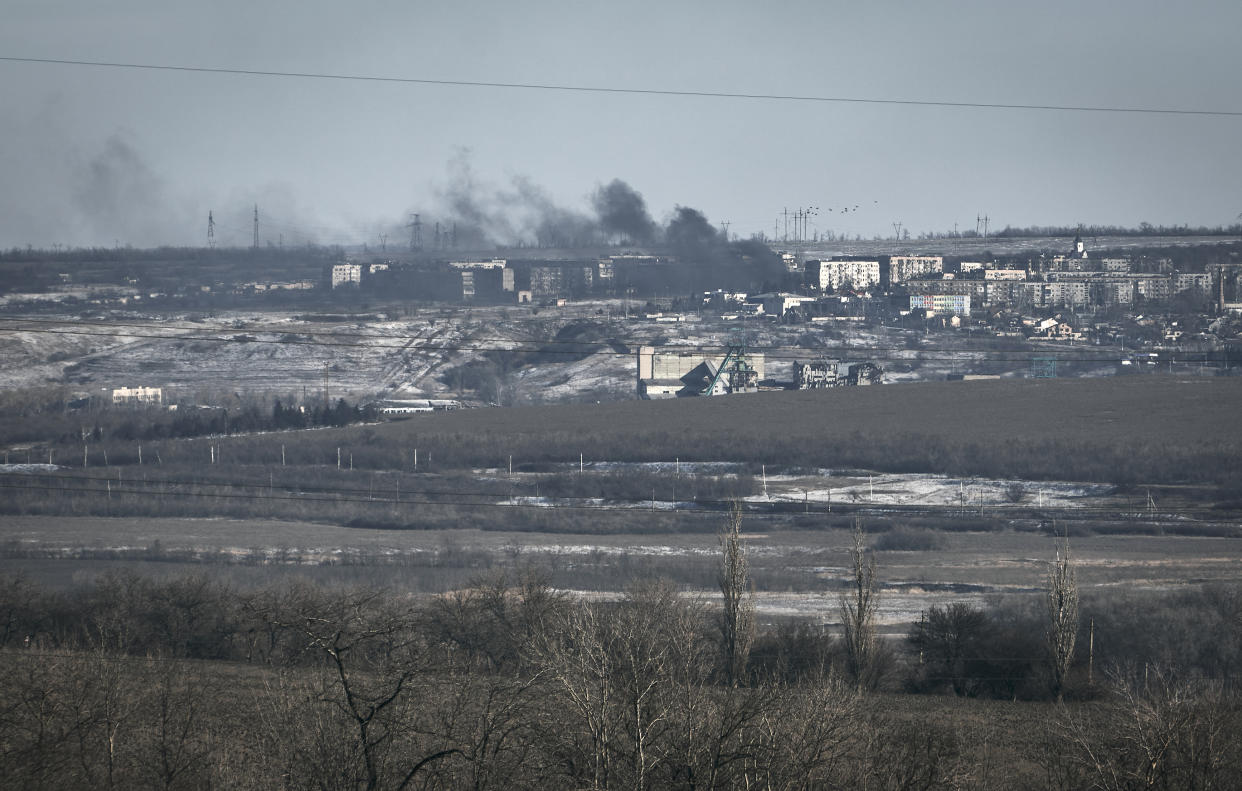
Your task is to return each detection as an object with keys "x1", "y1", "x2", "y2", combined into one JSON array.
[
  {"x1": 425, "y1": 153, "x2": 662, "y2": 250},
  {"x1": 592, "y1": 179, "x2": 657, "y2": 244}
]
